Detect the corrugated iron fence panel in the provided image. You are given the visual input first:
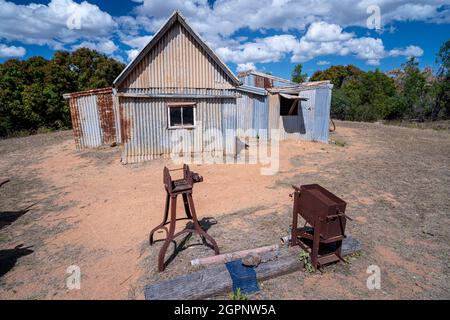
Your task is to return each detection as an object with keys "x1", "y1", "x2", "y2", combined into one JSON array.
[
  {"x1": 97, "y1": 92, "x2": 117, "y2": 145},
  {"x1": 119, "y1": 97, "x2": 229, "y2": 163},
  {"x1": 298, "y1": 89, "x2": 316, "y2": 141},
  {"x1": 221, "y1": 98, "x2": 237, "y2": 156},
  {"x1": 68, "y1": 88, "x2": 120, "y2": 149},
  {"x1": 253, "y1": 95, "x2": 269, "y2": 140},
  {"x1": 236, "y1": 91, "x2": 255, "y2": 137},
  {"x1": 312, "y1": 87, "x2": 331, "y2": 143},
  {"x1": 268, "y1": 93, "x2": 280, "y2": 136},
  {"x1": 77, "y1": 95, "x2": 102, "y2": 148}
]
